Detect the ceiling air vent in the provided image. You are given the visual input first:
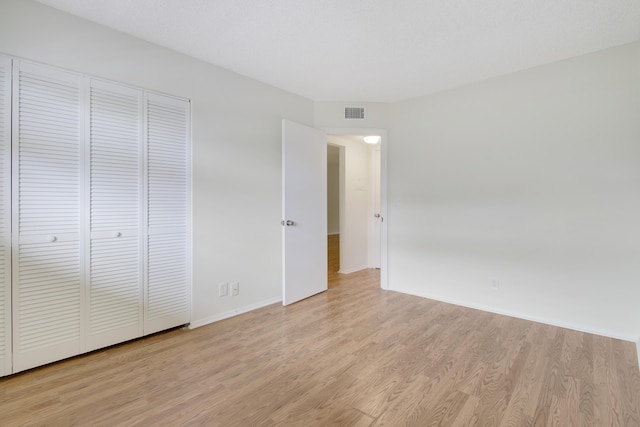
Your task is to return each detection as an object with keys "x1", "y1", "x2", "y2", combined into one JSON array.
[{"x1": 345, "y1": 107, "x2": 365, "y2": 119}]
